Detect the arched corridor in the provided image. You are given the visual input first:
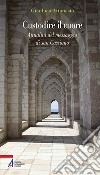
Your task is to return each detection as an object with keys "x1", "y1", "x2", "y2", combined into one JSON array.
[{"x1": 0, "y1": 0, "x2": 100, "y2": 174}]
